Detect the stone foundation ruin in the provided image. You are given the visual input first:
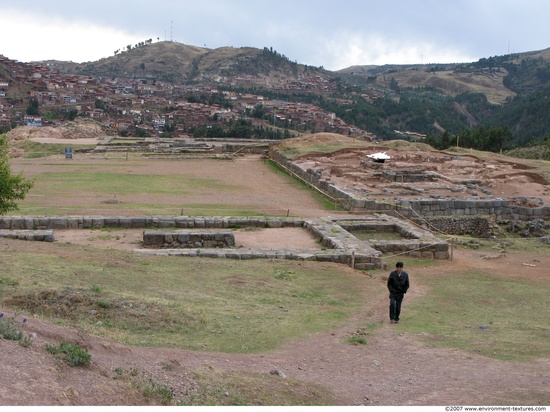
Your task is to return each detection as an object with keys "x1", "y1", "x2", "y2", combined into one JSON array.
[
  {"x1": 0, "y1": 214, "x2": 451, "y2": 270},
  {"x1": 143, "y1": 229, "x2": 236, "y2": 249}
]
